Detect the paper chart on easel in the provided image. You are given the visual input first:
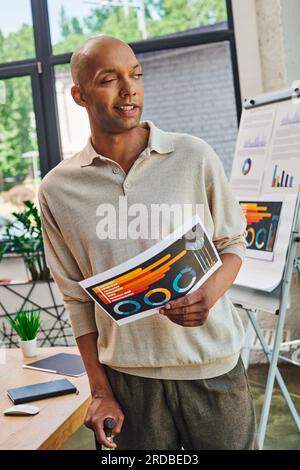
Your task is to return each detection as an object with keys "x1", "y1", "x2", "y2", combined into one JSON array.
[
  {"x1": 230, "y1": 103, "x2": 277, "y2": 196},
  {"x1": 261, "y1": 100, "x2": 300, "y2": 195},
  {"x1": 233, "y1": 194, "x2": 297, "y2": 292},
  {"x1": 230, "y1": 95, "x2": 300, "y2": 292}
]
